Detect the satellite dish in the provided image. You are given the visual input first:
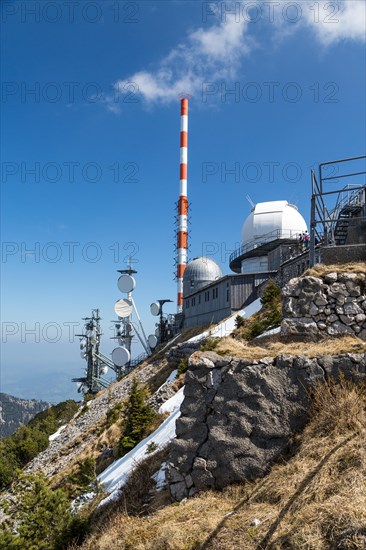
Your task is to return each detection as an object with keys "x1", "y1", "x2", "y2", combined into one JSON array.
[
  {"x1": 111, "y1": 346, "x2": 131, "y2": 367},
  {"x1": 80, "y1": 340, "x2": 86, "y2": 349},
  {"x1": 118, "y1": 274, "x2": 136, "y2": 293},
  {"x1": 100, "y1": 366, "x2": 108, "y2": 375},
  {"x1": 80, "y1": 352, "x2": 86, "y2": 359},
  {"x1": 148, "y1": 334, "x2": 158, "y2": 349},
  {"x1": 155, "y1": 328, "x2": 160, "y2": 337},
  {"x1": 114, "y1": 298, "x2": 133, "y2": 318},
  {"x1": 150, "y1": 302, "x2": 160, "y2": 316}
]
